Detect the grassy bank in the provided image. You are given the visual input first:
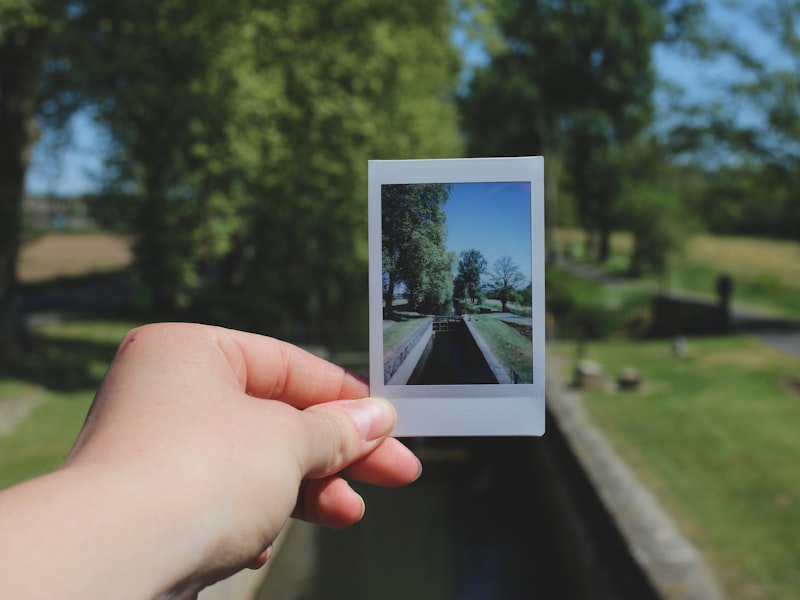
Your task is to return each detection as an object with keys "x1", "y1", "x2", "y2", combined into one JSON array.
[
  {"x1": 469, "y1": 314, "x2": 533, "y2": 383},
  {"x1": 555, "y1": 336, "x2": 800, "y2": 600},
  {"x1": 0, "y1": 320, "x2": 140, "y2": 489}
]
